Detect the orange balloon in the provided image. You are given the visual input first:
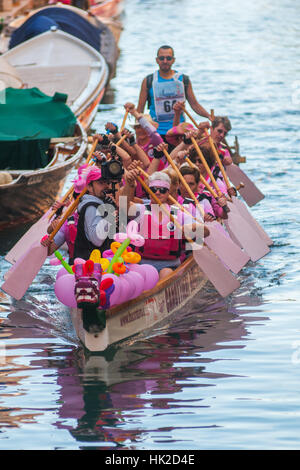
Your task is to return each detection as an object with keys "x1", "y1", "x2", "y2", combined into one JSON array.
[{"x1": 112, "y1": 262, "x2": 126, "y2": 275}]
